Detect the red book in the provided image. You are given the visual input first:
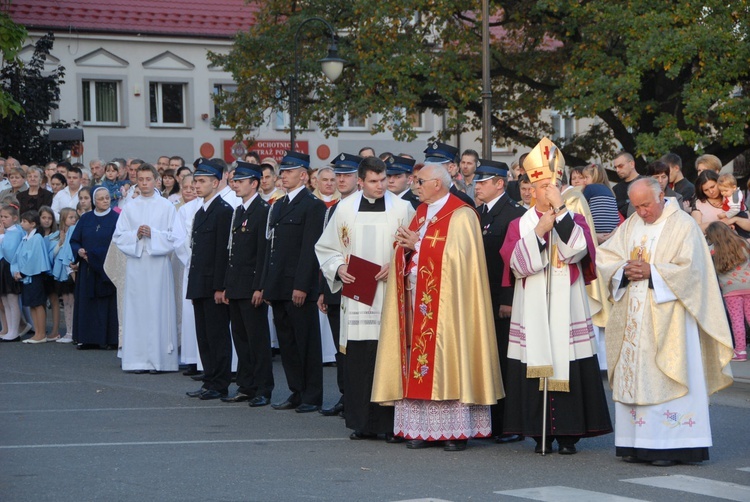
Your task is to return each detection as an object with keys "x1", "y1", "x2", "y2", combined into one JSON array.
[{"x1": 341, "y1": 255, "x2": 380, "y2": 306}]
